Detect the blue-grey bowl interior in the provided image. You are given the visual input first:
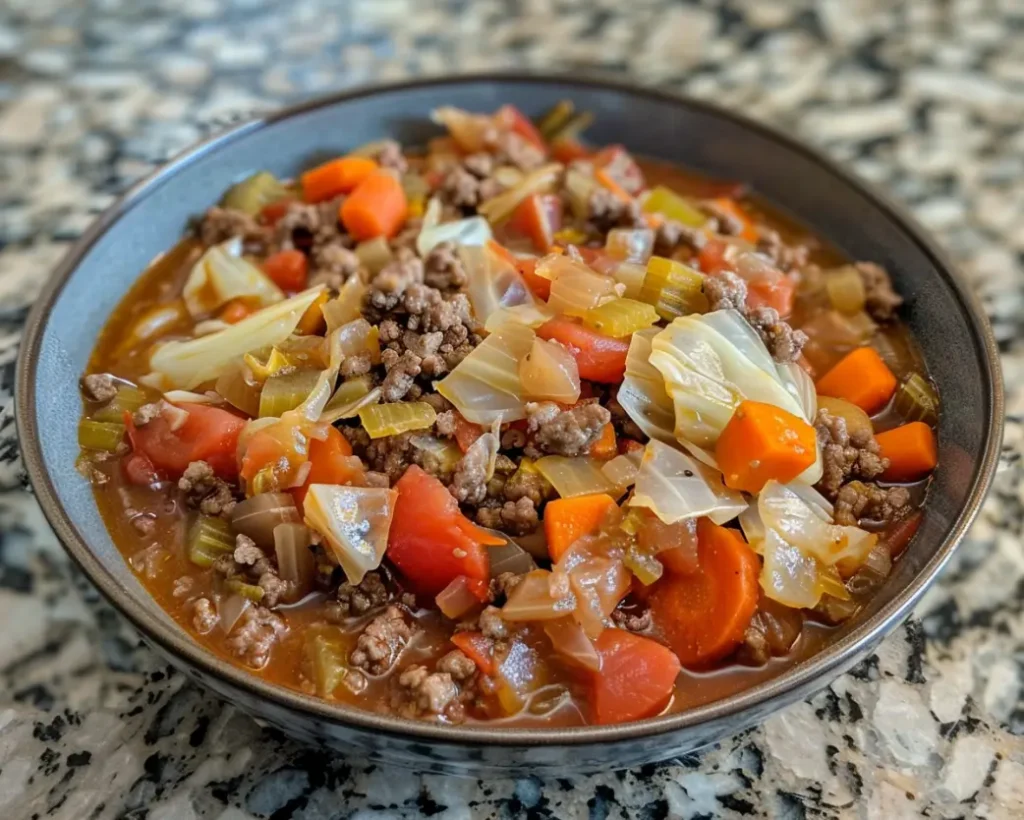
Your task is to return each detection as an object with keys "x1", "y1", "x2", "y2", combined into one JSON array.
[{"x1": 17, "y1": 75, "x2": 1002, "y2": 775}]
